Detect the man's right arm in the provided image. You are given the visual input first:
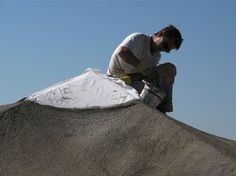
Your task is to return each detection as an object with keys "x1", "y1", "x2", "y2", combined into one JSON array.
[
  {"x1": 116, "y1": 46, "x2": 147, "y2": 82},
  {"x1": 117, "y1": 46, "x2": 149, "y2": 76},
  {"x1": 117, "y1": 46, "x2": 141, "y2": 68}
]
